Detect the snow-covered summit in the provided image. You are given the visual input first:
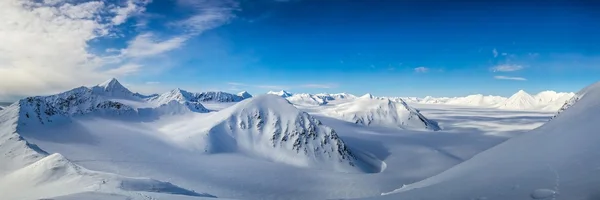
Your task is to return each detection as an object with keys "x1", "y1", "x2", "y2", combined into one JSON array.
[
  {"x1": 324, "y1": 97, "x2": 440, "y2": 131},
  {"x1": 91, "y1": 78, "x2": 137, "y2": 99},
  {"x1": 267, "y1": 90, "x2": 293, "y2": 97}
]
